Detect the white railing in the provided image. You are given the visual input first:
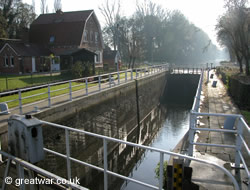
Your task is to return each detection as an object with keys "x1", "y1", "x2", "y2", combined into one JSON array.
[
  {"x1": 36, "y1": 120, "x2": 239, "y2": 190},
  {"x1": 0, "y1": 65, "x2": 168, "y2": 115},
  {"x1": 0, "y1": 150, "x2": 88, "y2": 190},
  {"x1": 171, "y1": 67, "x2": 203, "y2": 74},
  {"x1": 188, "y1": 69, "x2": 250, "y2": 185}
]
